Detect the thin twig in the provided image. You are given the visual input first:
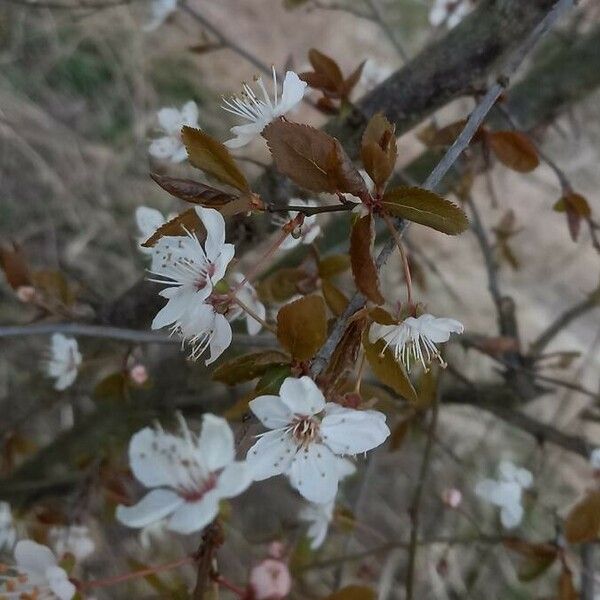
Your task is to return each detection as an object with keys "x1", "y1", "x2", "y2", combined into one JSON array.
[{"x1": 363, "y1": 0, "x2": 409, "y2": 62}]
